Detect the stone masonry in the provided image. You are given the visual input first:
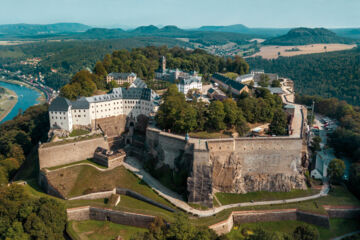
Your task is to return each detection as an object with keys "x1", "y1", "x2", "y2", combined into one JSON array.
[{"x1": 146, "y1": 128, "x2": 307, "y2": 207}]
